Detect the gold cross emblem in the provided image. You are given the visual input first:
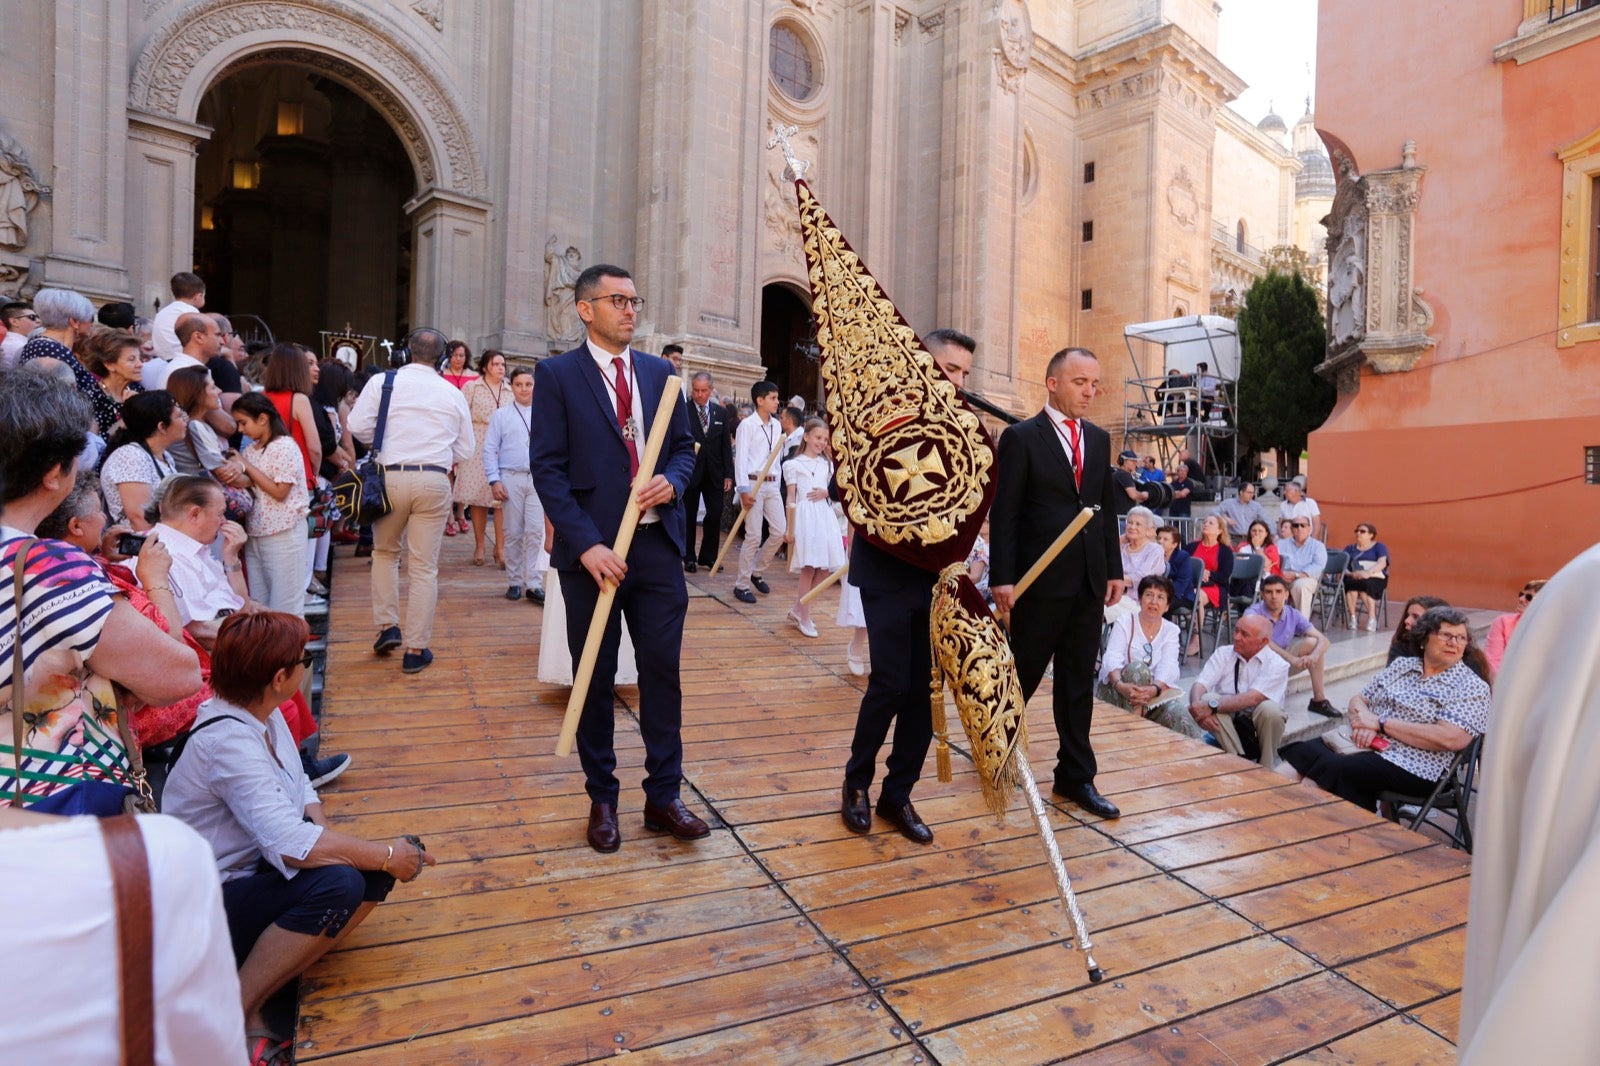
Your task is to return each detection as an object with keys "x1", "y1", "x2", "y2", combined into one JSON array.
[{"x1": 883, "y1": 443, "x2": 947, "y2": 500}]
